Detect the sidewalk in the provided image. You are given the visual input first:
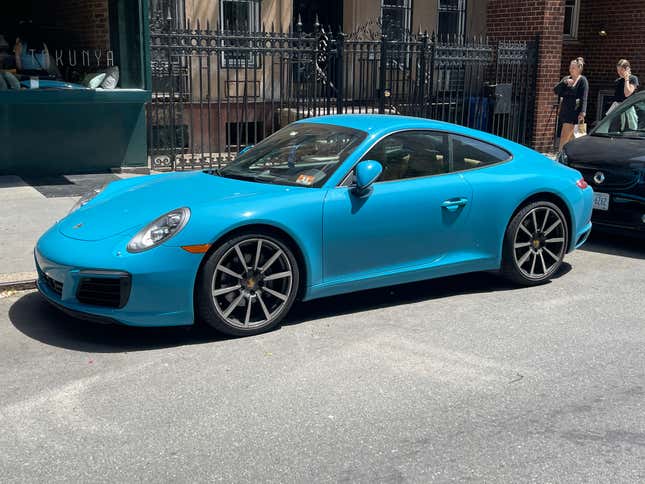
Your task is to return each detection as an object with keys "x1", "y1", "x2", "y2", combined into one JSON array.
[{"x1": 0, "y1": 172, "x2": 144, "y2": 289}]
